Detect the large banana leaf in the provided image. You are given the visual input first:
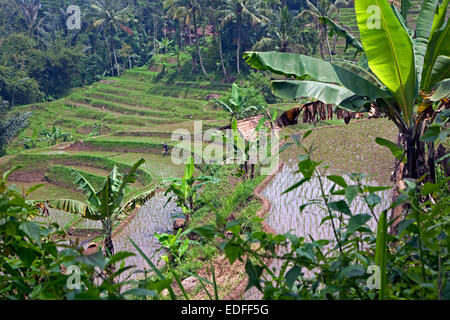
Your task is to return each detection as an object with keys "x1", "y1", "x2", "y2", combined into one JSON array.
[
  {"x1": 96, "y1": 175, "x2": 113, "y2": 219},
  {"x1": 375, "y1": 210, "x2": 388, "y2": 299},
  {"x1": 71, "y1": 169, "x2": 100, "y2": 208},
  {"x1": 109, "y1": 166, "x2": 122, "y2": 193},
  {"x1": 271, "y1": 80, "x2": 370, "y2": 111},
  {"x1": 355, "y1": 0, "x2": 416, "y2": 126},
  {"x1": 43, "y1": 199, "x2": 99, "y2": 221},
  {"x1": 421, "y1": 18, "x2": 450, "y2": 92},
  {"x1": 415, "y1": 0, "x2": 440, "y2": 85},
  {"x1": 244, "y1": 51, "x2": 392, "y2": 100},
  {"x1": 120, "y1": 187, "x2": 156, "y2": 215}
]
